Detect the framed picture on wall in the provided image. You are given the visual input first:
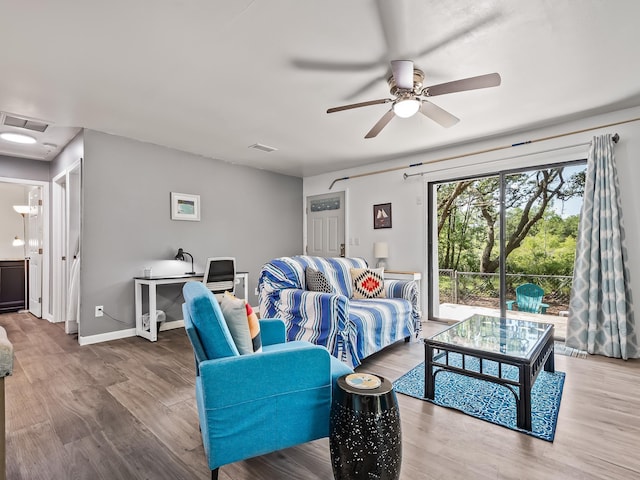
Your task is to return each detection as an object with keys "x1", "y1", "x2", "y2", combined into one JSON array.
[
  {"x1": 373, "y1": 203, "x2": 392, "y2": 229},
  {"x1": 171, "y1": 192, "x2": 201, "y2": 221}
]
